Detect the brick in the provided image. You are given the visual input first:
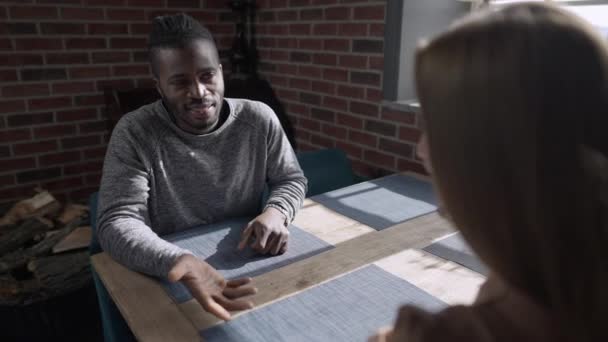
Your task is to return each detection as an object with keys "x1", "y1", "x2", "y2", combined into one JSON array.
[
  {"x1": 310, "y1": 133, "x2": 335, "y2": 148},
  {"x1": 0, "y1": 186, "x2": 38, "y2": 202},
  {"x1": 21, "y1": 68, "x2": 66, "y2": 81},
  {"x1": 113, "y1": 64, "x2": 149, "y2": 76},
  {"x1": 97, "y1": 79, "x2": 135, "y2": 91},
  {"x1": 349, "y1": 130, "x2": 376, "y2": 147},
  {"x1": 83, "y1": 146, "x2": 107, "y2": 160},
  {"x1": 277, "y1": 64, "x2": 298, "y2": 75},
  {"x1": 17, "y1": 167, "x2": 62, "y2": 183},
  {"x1": 354, "y1": 5, "x2": 384, "y2": 20},
  {"x1": 38, "y1": 0, "x2": 81, "y2": 3},
  {"x1": 299, "y1": 92, "x2": 321, "y2": 105},
  {"x1": 0, "y1": 145, "x2": 10, "y2": 158},
  {"x1": 399, "y1": 126, "x2": 422, "y2": 143},
  {"x1": 336, "y1": 141, "x2": 362, "y2": 159},
  {"x1": 129, "y1": 23, "x2": 151, "y2": 35},
  {"x1": 350, "y1": 101, "x2": 378, "y2": 117},
  {"x1": 301, "y1": 9, "x2": 323, "y2": 21},
  {"x1": 259, "y1": 12, "x2": 275, "y2": 22},
  {"x1": 64, "y1": 160, "x2": 103, "y2": 175},
  {"x1": 0, "y1": 53, "x2": 43, "y2": 66},
  {"x1": 379, "y1": 138, "x2": 413, "y2": 158},
  {"x1": 366, "y1": 88, "x2": 382, "y2": 102},
  {"x1": 132, "y1": 51, "x2": 148, "y2": 62},
  {"x1": 136, "y1": 78, "x2": 155, "y2": 88},
  {"x1": 290, "y1": 0, "x2": 310, "y2": 7},
  {"x1": 41, "y1": 23, "x2": 86, "y2": 35},
  {"x1": 110, "y1": 38, "x2": 146, "y2": 49},
  {"x1": 313, "y1": 53, "x2": 336, "y2": 66},
  {"x1": 289, "y1": 78, "x2": 310, "y2": 90},
  {"x1": 0, "y1": 7, "x2": 5, "y2": 19},
  {"x1": 79, "y1": 121, "x2": 108, "y2": 133},
  {"x1": 66, "y1": 38, "x2": 107, "y2": 50},
  {"x1": 88, "y1": 23, "x2": 129, "y2": 35},
  {"x1": 69, "y1": 186, "x2": 100, "y2": 202},
  {"x1": 128, "y1": 0, "x2": 163, "y2": 6},
  {"x1": 310, "y1": 108, "x2": 335, "y2": 122},
  {"x1": 69, "y1": 66, "x2": 110, "y2": 79},
  {"x1": 312, "y1": 23, "x2": 337, "y2": 35},
  {"x1": 276, "y1": 89, "x2": 298, "y2": 101},
  {"x1": 38, "y1": 151, "x2": 81, "y2": 167},
  {"x1": 325, "y1": 7, "x2": 350, "y2": 20},
  {"x1": 1, "y1": 100, "x2": 27, "y2": 115},
  {"x1": 298, "y1": 65, "x2": 322, "y2": 78},
  {"x1": 397, "y1": 159, "x2": 427, "y2": 175},
  {"x1": 323, "y1": 39, "x2": 349, "y2": 52},
  {"x1": 29, "y1": 97, "x2": 72, "y2": 111},
  {"x1": 321, "y1": 123, "x2": 347, "y2": 140},
  {"x1": 7, "y1": 112, "x2": 53, "y2": 127},
  {"x1": 92, "y1": 51, "x2": 130, "y2": 64},
  {"x1": 323, "y1": 96, "x2": 347, "y2": 111},
  {"x1": 52, "y1": 81, "x2": 96, "y2": 95},
  {"x1": 299, "y1": 117, "x2": 321, "y2": 131},
  {"x1": 289, "y1": 24, "x2": 309, "y2": 35},
  {"x1": 381, "y1": 108, "x2": 416, "y2": 125},
  {"x1": 290, "y1": 51, "x2": 311, "y2": 63},
  {"x1": 351, "y1": 71, "x2": 380, "y2": 86},
  {"x1": 364, "y1": 150, "x2": 395, "y2": 169},
  {"x1": 288, "y1": 103, "x2": 308, "y2": 116},
  {"x1": 0, "y1": 38, "x2": 11, "y2": 50},
  {"x1": 84, "y1": 0, "x2": 126, "y2": 5},
  {"x1": 277, "y1": 10, "x2": 298, "y2": 21},
  {"x1": 74, "y1": 94, "x2": 105, "y2": 106},
  {"x1": 43, "y1": 176, "x2": 84, "y2": 192},
  {"x1": 9, "y1": 6, "x2": 58, "y2": 19},
  {"x1": 338, "y1": 85, "x2": 364, "y2": 98},
  {"x1": 14, "y1": 140, "x2": 58, "y2": 155},
  {"x1": 298, "y1": 39, "x2": 323, "y2": 50},
  {"x1": 46, "y1": 53, "x2": 89, "y2": 65},
  {"x1": 323, "y1": 68, "x2": 348, "y2": 82},
  {"x1": 107, "y1": 9, "x2": 146, "y2": 21},
  {"x1": 268, "y1": 0, "x2": 288, "y2": 8},
  {"x1": 57, "y1": 108, "x2": 97, "y2": 122},
  {"x1": 353, "y1": 39, "x2": 383, "y2": 53},
  {"x1": 0, "y1": 70, "x2": 17, "y2": 82},
  {"x1": 34, "y1": 124, "x2": 77, "y2": 139},
  {"x1": 338, "y1": 23, "x2": 367, "y2": 36},
  {"x1": 0, "y1": 157, "x2": 36, "y2": 173},
  {"x1": 61, "y1": 8, "x2": 105, "y2": 20},
  {"x1": 365, "y1": 119, "x2": 396, "y2": 137},
  {"x1": 6, "y1": 22, "x2": 37, "y2": 35},
  {"x1": 85, "y1": 173, "x2": 102, "y2": 185},
  {"x1": 15, "y1": 38, "x2": 62, "y2": 50},
  {"x1": 0, "y1": 175, "x2": 15, "y2": 187},
  {"x1": 0, "y1": 128, "x2": 31, "y2": 143},
  {"x1": 339, "y1": 55, "x2": 367, "y2": 69},
  {"x1": 2, "y1": 83, "x2": 49, "y2": 98},
  {"x1": 369, "y1": 23, "x2": 384, "y2": 37},
  {"x1": 167, "y1": 0, "x2": 201, "y2": 8},
  {"x1": 207, "y1": 24, "x2": 234, "y2": 35},
  {"x1": 311, "y1": 81, "x2": 335, "y2": 95},
  {"x1": 369, "y1": 56, "x2": 383, "y2": 70},
  {"x1": 61, "y1": 135, "x2": 100, "y2": 149},
  {"x1": 337, "y1": 113, "x2": 363, "y2": 129}
]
